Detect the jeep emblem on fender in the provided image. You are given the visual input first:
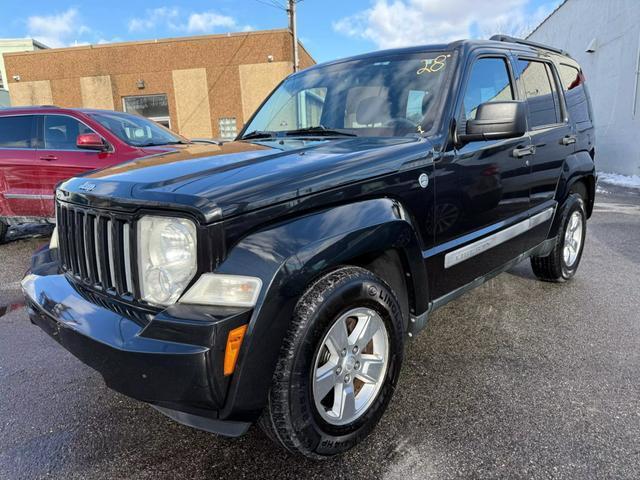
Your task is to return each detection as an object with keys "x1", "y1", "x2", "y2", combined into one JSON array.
[
  {"x1": 418, "y1": 173, "x2": 429, "y2": 188},
  {"x1": 78, "y1": 182, "x2": 96, "y2": 192}
]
